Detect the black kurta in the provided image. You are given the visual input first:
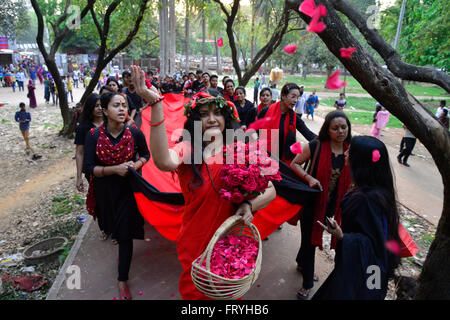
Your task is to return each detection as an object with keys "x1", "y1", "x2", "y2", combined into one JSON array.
[
  {"x1": 234, "y1": 99, "x2": 257, "y2": 129},
  {"x1": 83, "y1": 125, "x2": 150, "y2": 241},
  {"x1": 312, "y1": 189, "x2": 394, "y2": 300}
]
